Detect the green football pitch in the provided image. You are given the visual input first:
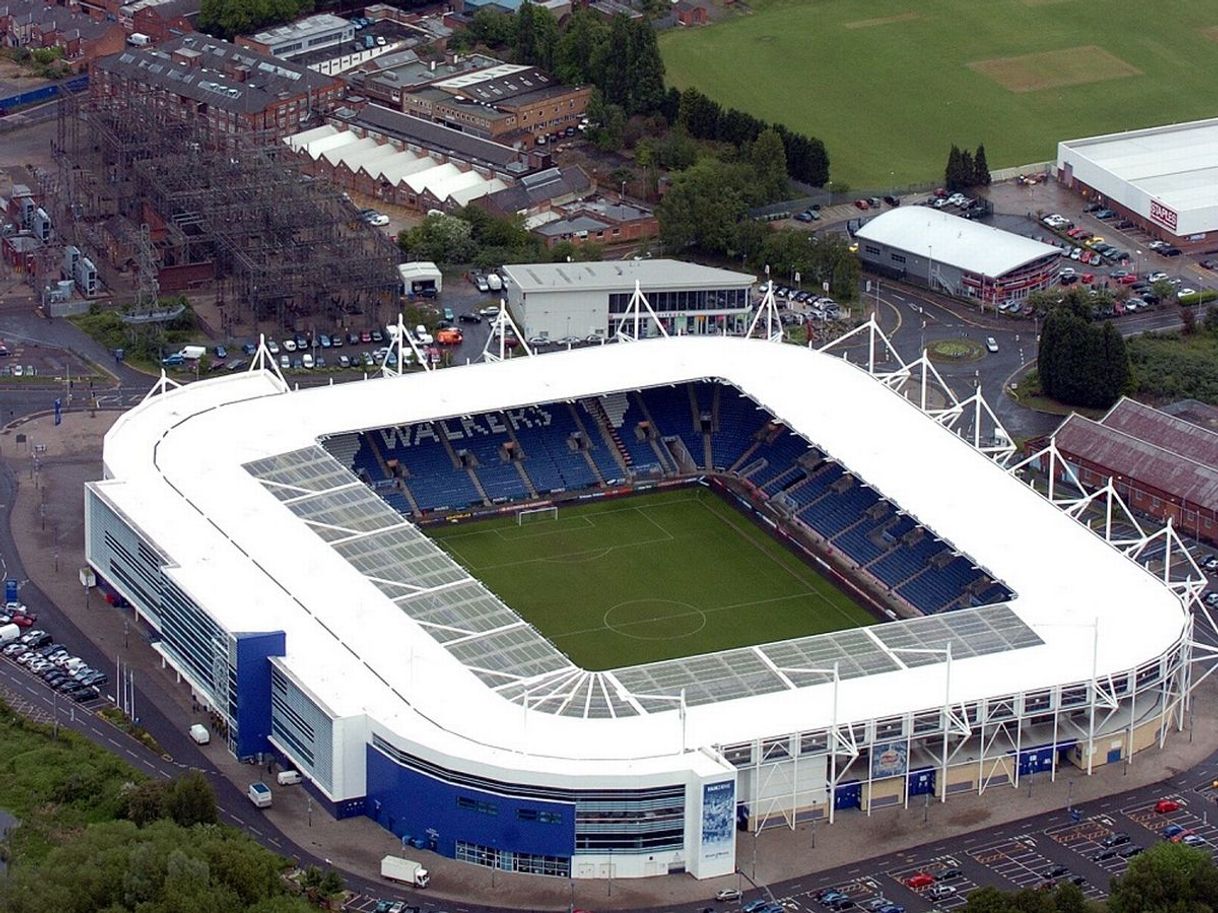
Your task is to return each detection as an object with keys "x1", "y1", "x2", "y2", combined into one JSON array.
[
  {"x1": 659, "y1": 0, "x2": 1218, "y2": 186},
  {"x1": 427, "y1": 487, "x2": 875, "y2": 670}
]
